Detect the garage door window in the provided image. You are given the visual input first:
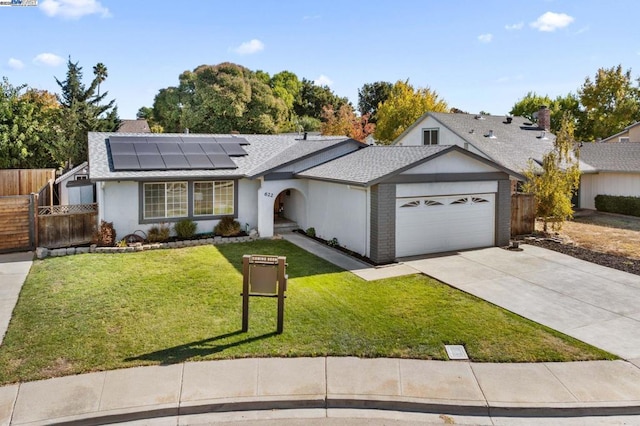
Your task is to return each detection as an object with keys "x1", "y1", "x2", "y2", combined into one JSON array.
[{"x1": 400, "y1": 200, "x2": 421, "y2": 208}]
